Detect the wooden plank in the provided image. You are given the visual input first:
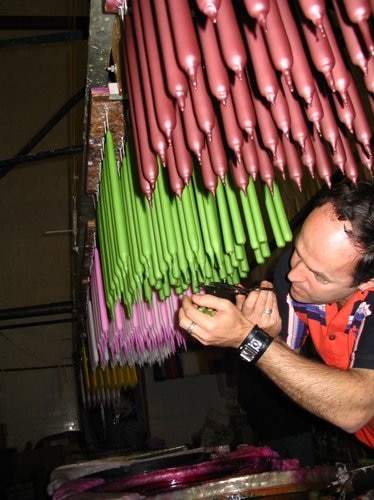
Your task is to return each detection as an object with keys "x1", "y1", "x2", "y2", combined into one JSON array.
[{"x1": 85, "y1": 87, "x2": 125, "y2": 195}]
